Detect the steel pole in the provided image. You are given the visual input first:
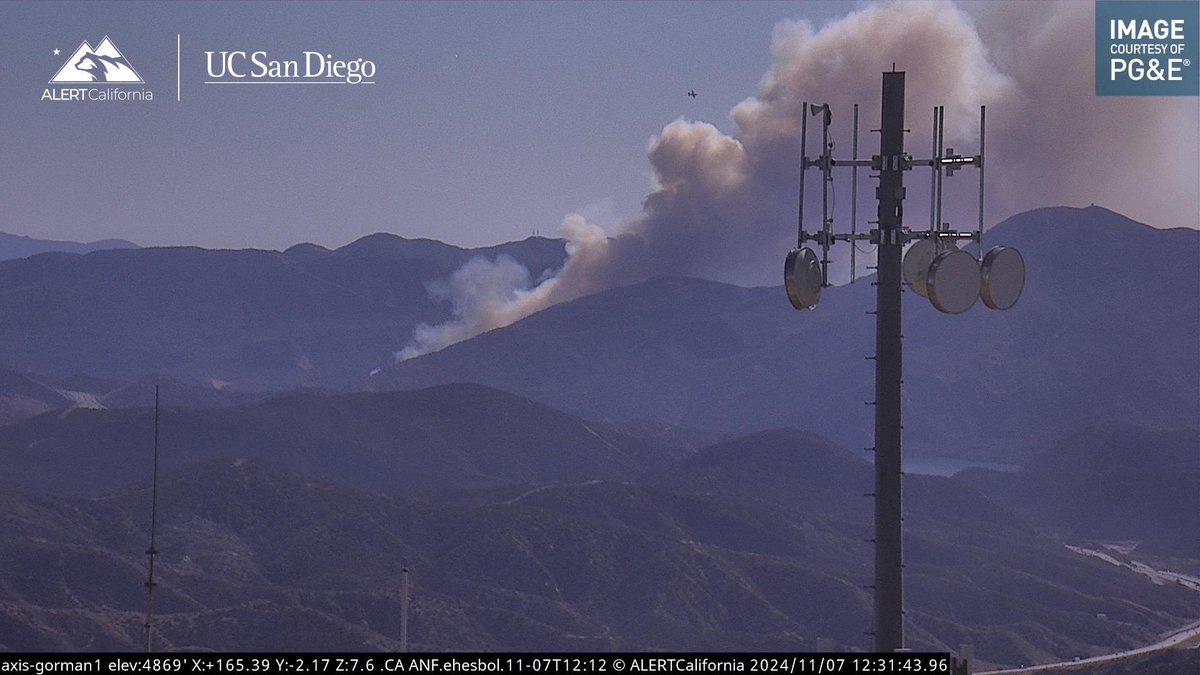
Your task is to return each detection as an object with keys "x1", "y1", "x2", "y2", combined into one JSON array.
[{"x1": 873, "y1": 71, "x2": 906, "y2": 653}]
